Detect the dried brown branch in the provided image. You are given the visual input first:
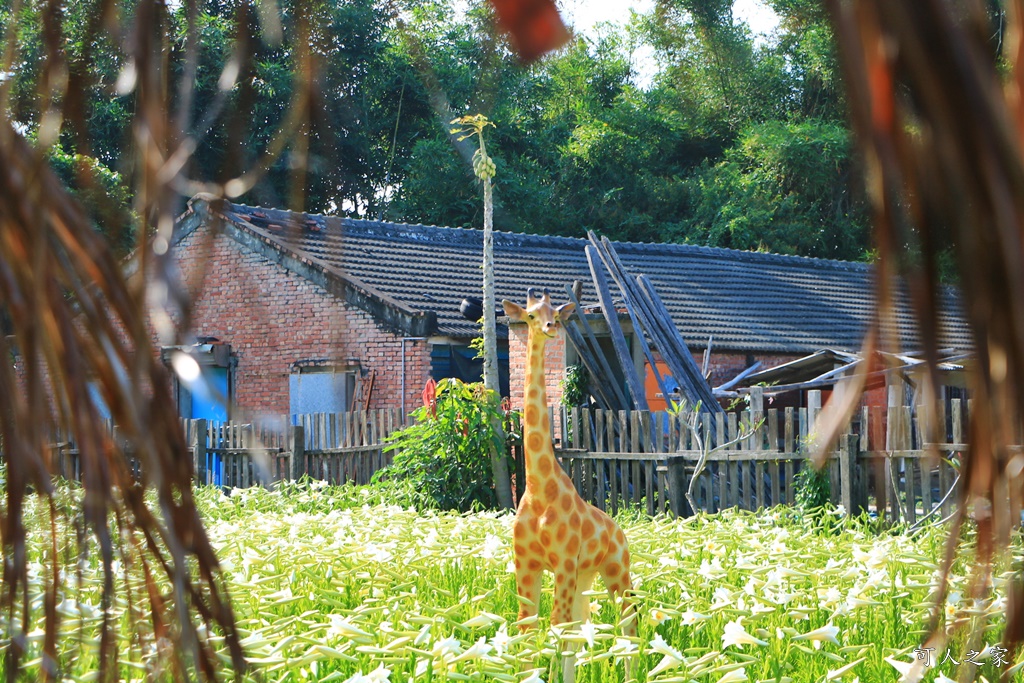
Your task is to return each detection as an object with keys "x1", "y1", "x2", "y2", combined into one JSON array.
[
  {"x1": 826, "y1": 0, "x2": 1024, "y2": 675},
  {"x1": 0, "y1": 0, "x2": 318, "y2": 678}
]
